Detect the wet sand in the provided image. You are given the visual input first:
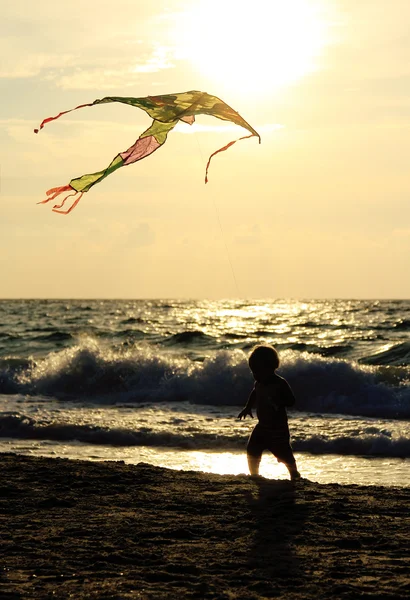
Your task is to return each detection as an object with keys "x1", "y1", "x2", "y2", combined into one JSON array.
[{"x1": 1, "y1": 453, "x2": 409, "y2": 599}]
